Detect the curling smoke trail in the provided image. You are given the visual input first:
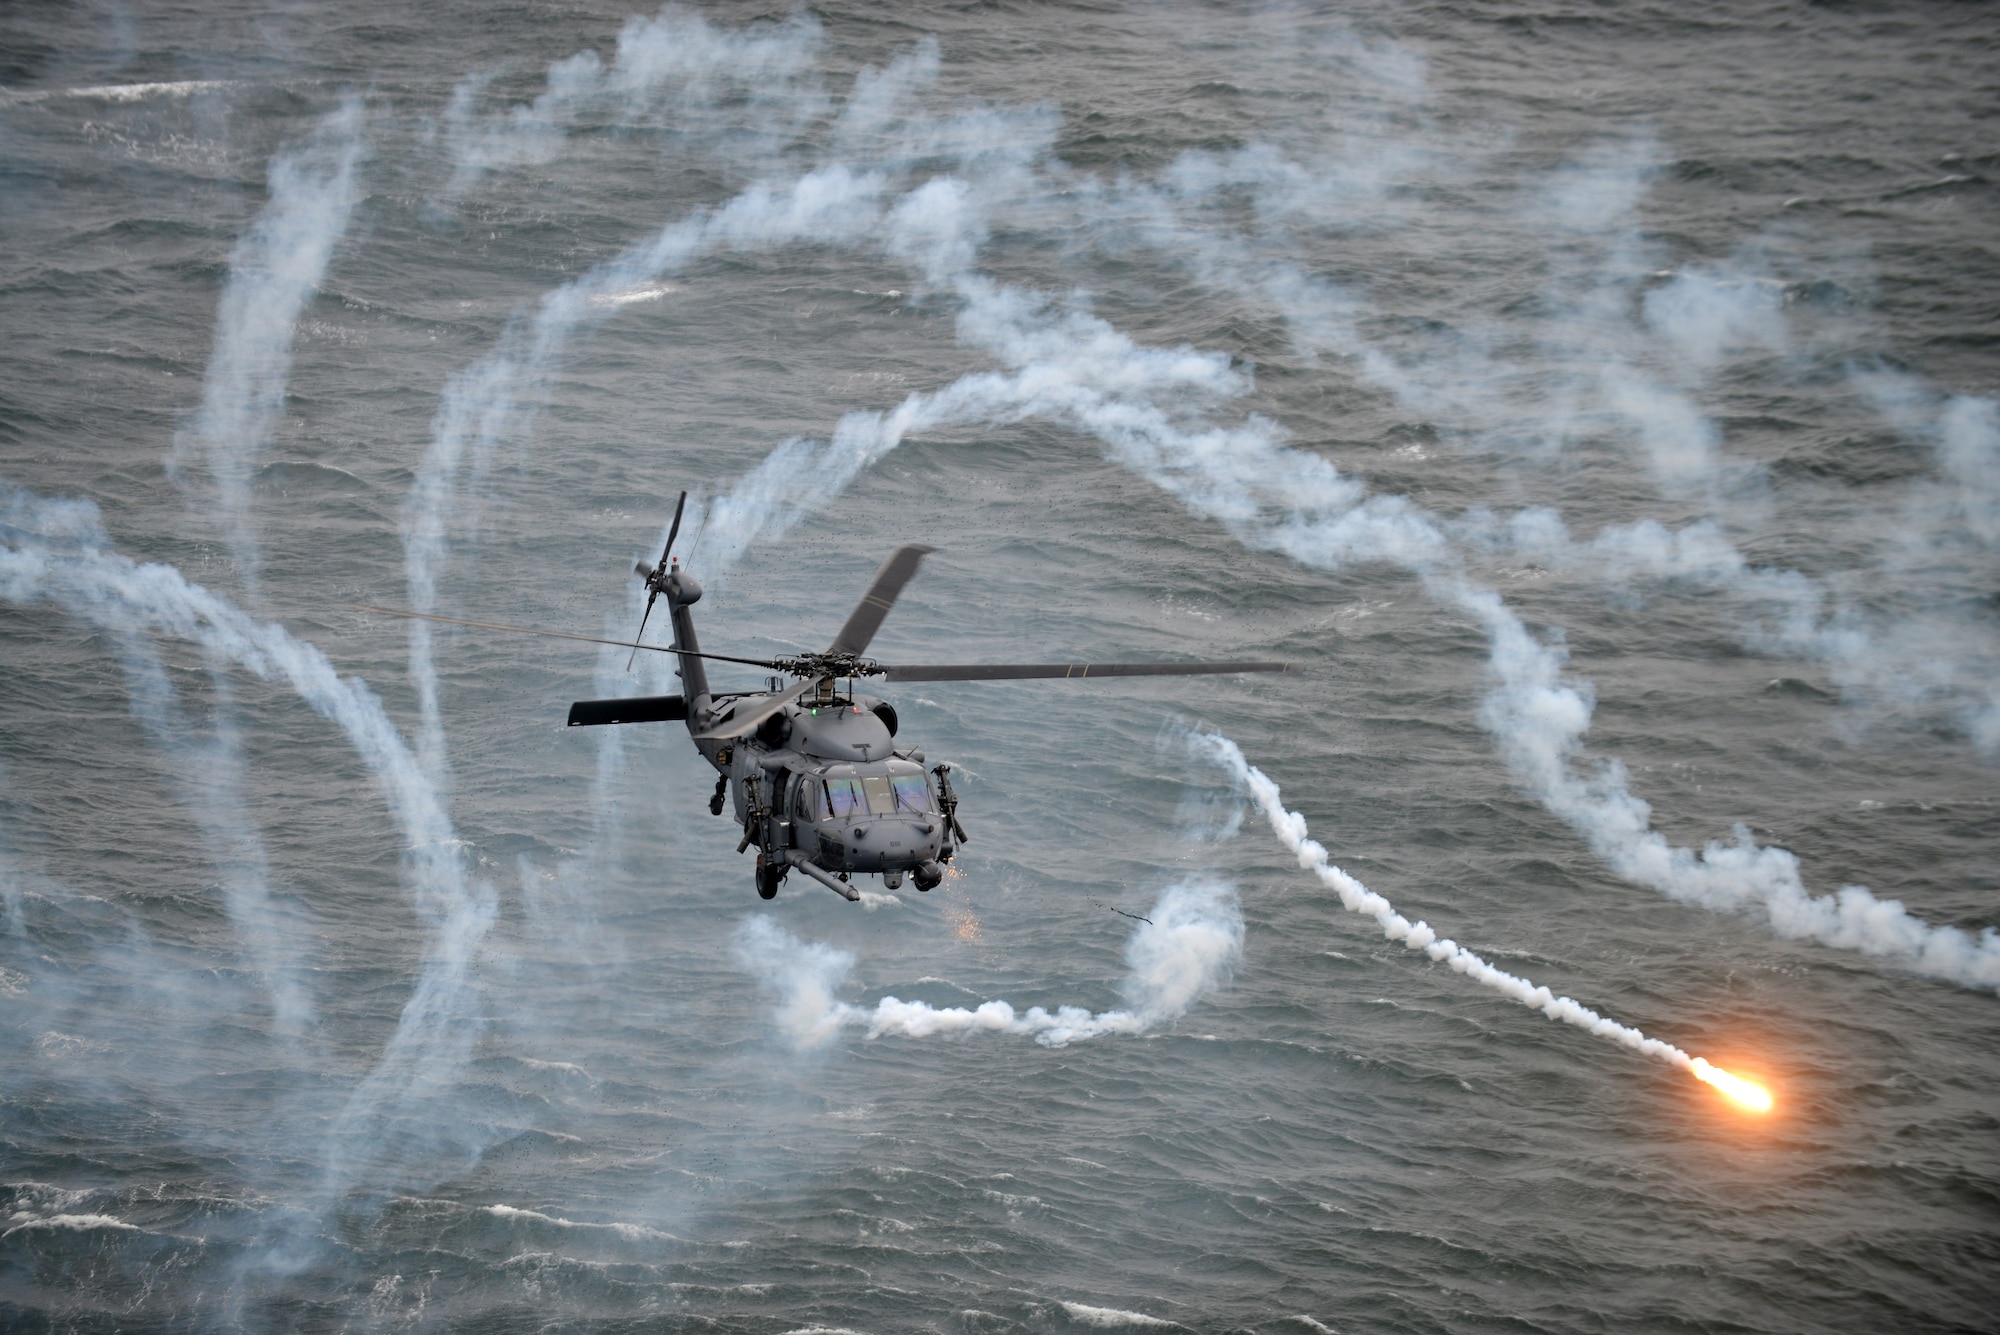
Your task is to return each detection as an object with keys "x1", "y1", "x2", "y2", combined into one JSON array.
[
  {"x1": 124, "y1": 105, "x2": 366, "y2": 1030},
  {"x1": 403, "y1": 34, "x2": 1048, "y2": 767},
  {"x1": 0, "y1": 485, "x2": 499, "y2": 1193},
  {"x1": 1077, "y1": 36, "x2": 1999, "y2": 754},
  {"x1": 409, "y1": 20, "x2": 1996, "y2": 990},
  {"x1": 442, "y1": 8, "x2": 823, "y2": 194},
  {"x1": 100, "y1": 630, "x2": 313, "y2": 1031},
  {"x1": 391, "y1": 30, "x2": 1009, "y2": 1069},
  {"x1": 398, "y1": 161, "x2": 888, "y2": 773},
  {"x1": 910, "y1": 162, "x2": 2000, "y2": 990},
  {"x1": 1148, "y1": 131, "x2": 2000, "y2": 753},
  {"x1": 167, "y1": 98, "x2": 367, "y2": 595},
  {"x1": 1189, "y1": 731, "x2": 1771, "y2": 1114},
  {"x1": 734, "y1": 879, "x2": 1241, "y2": 1051},
  {"x1": 683, "y1": 200, "x2": 2000, "y2": 990}
]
